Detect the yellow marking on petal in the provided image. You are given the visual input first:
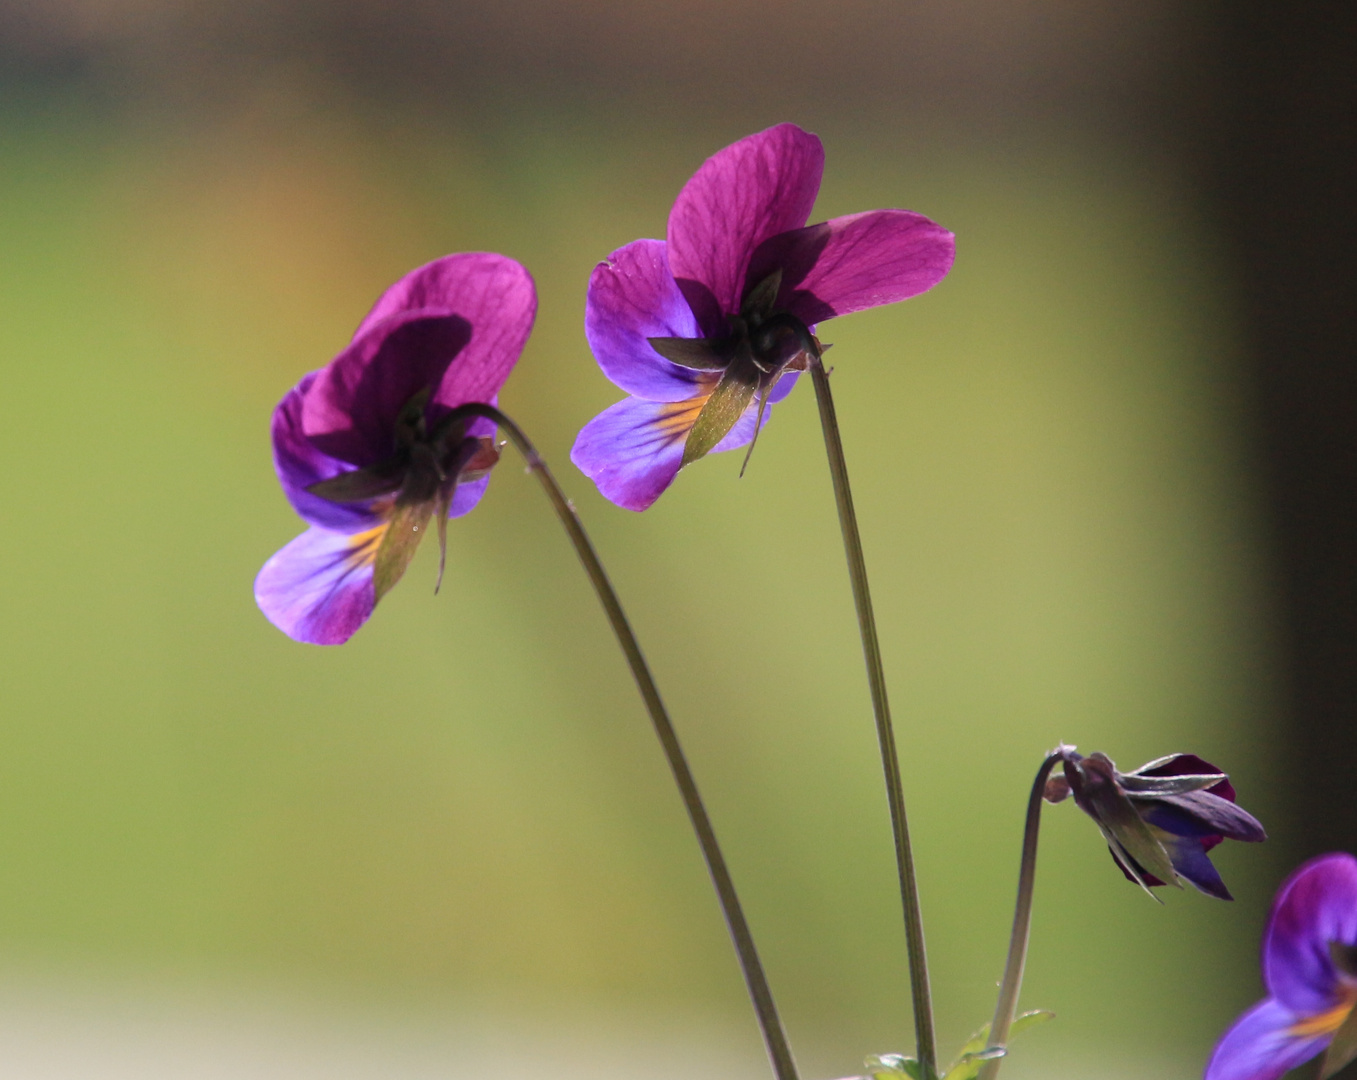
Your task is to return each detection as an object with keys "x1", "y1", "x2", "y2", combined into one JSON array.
[
  {"x1": 653, "y1": 379, "x2": 718, "y2": 439},
  {"x1": 343, "y1": 521, "x2": 389, "y2": 569},
  {"x1": 1291, "y1": 989, "x2": 1357, "y2": 1038}
]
